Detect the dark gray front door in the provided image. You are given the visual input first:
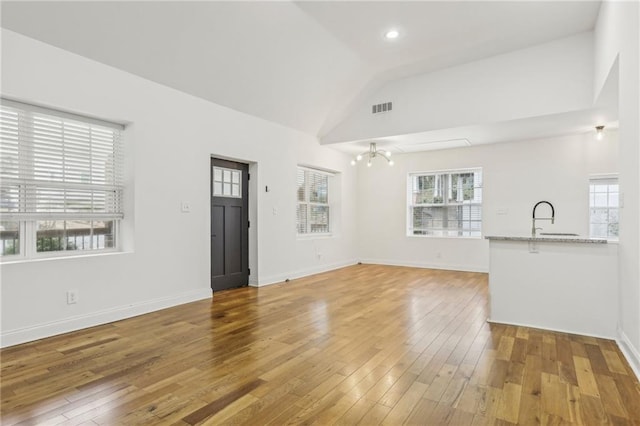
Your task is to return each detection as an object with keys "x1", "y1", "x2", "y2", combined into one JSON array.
[{"x1": 210, "y1": 158, "x2": 249, "y2": 291}]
